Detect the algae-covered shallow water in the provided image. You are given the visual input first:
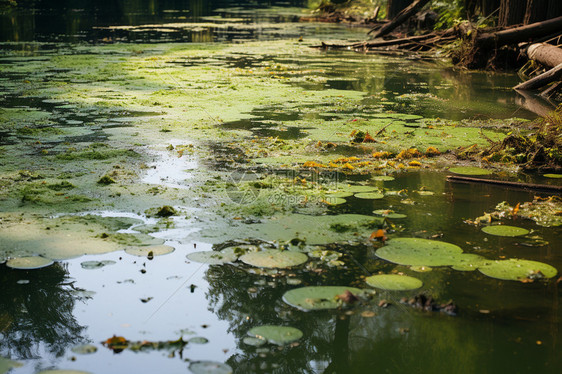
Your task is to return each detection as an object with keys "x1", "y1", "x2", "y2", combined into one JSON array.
[{"x1": 1, "y1": 2, "x2": 561, "y2": 374}]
